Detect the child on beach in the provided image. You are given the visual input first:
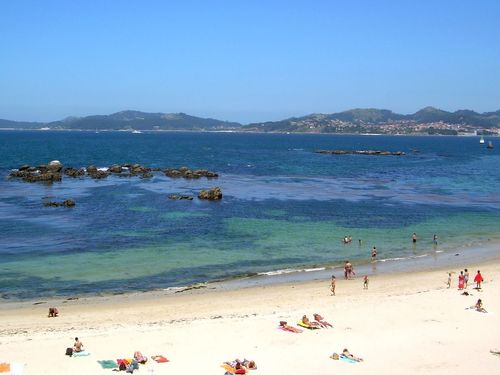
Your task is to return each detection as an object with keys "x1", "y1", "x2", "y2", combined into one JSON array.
[
  {"x1": 363, "y1": 275, "x2": 369, "y2": 290},
  {"x1": 447, "y1": 273, "x2": 452, "y2": 288},
  {"x1": 330, "y1": 275, "x2": 336, "y2": 296},
  {"x1": 474, "y1": 270, "x2": 484, "y2": 289}
]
